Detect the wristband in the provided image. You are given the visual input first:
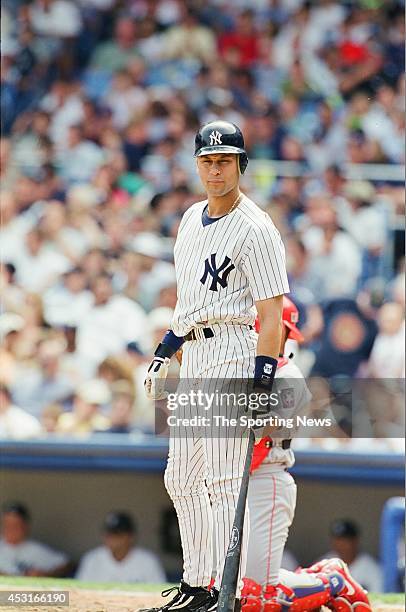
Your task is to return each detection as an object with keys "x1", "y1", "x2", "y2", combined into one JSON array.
[
  {"x1": 154, "y1": 330, "x2": 184, "y2": 360},
  {"x1": 254, "y1": 355, "x2": 278, "y2": 391}
]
